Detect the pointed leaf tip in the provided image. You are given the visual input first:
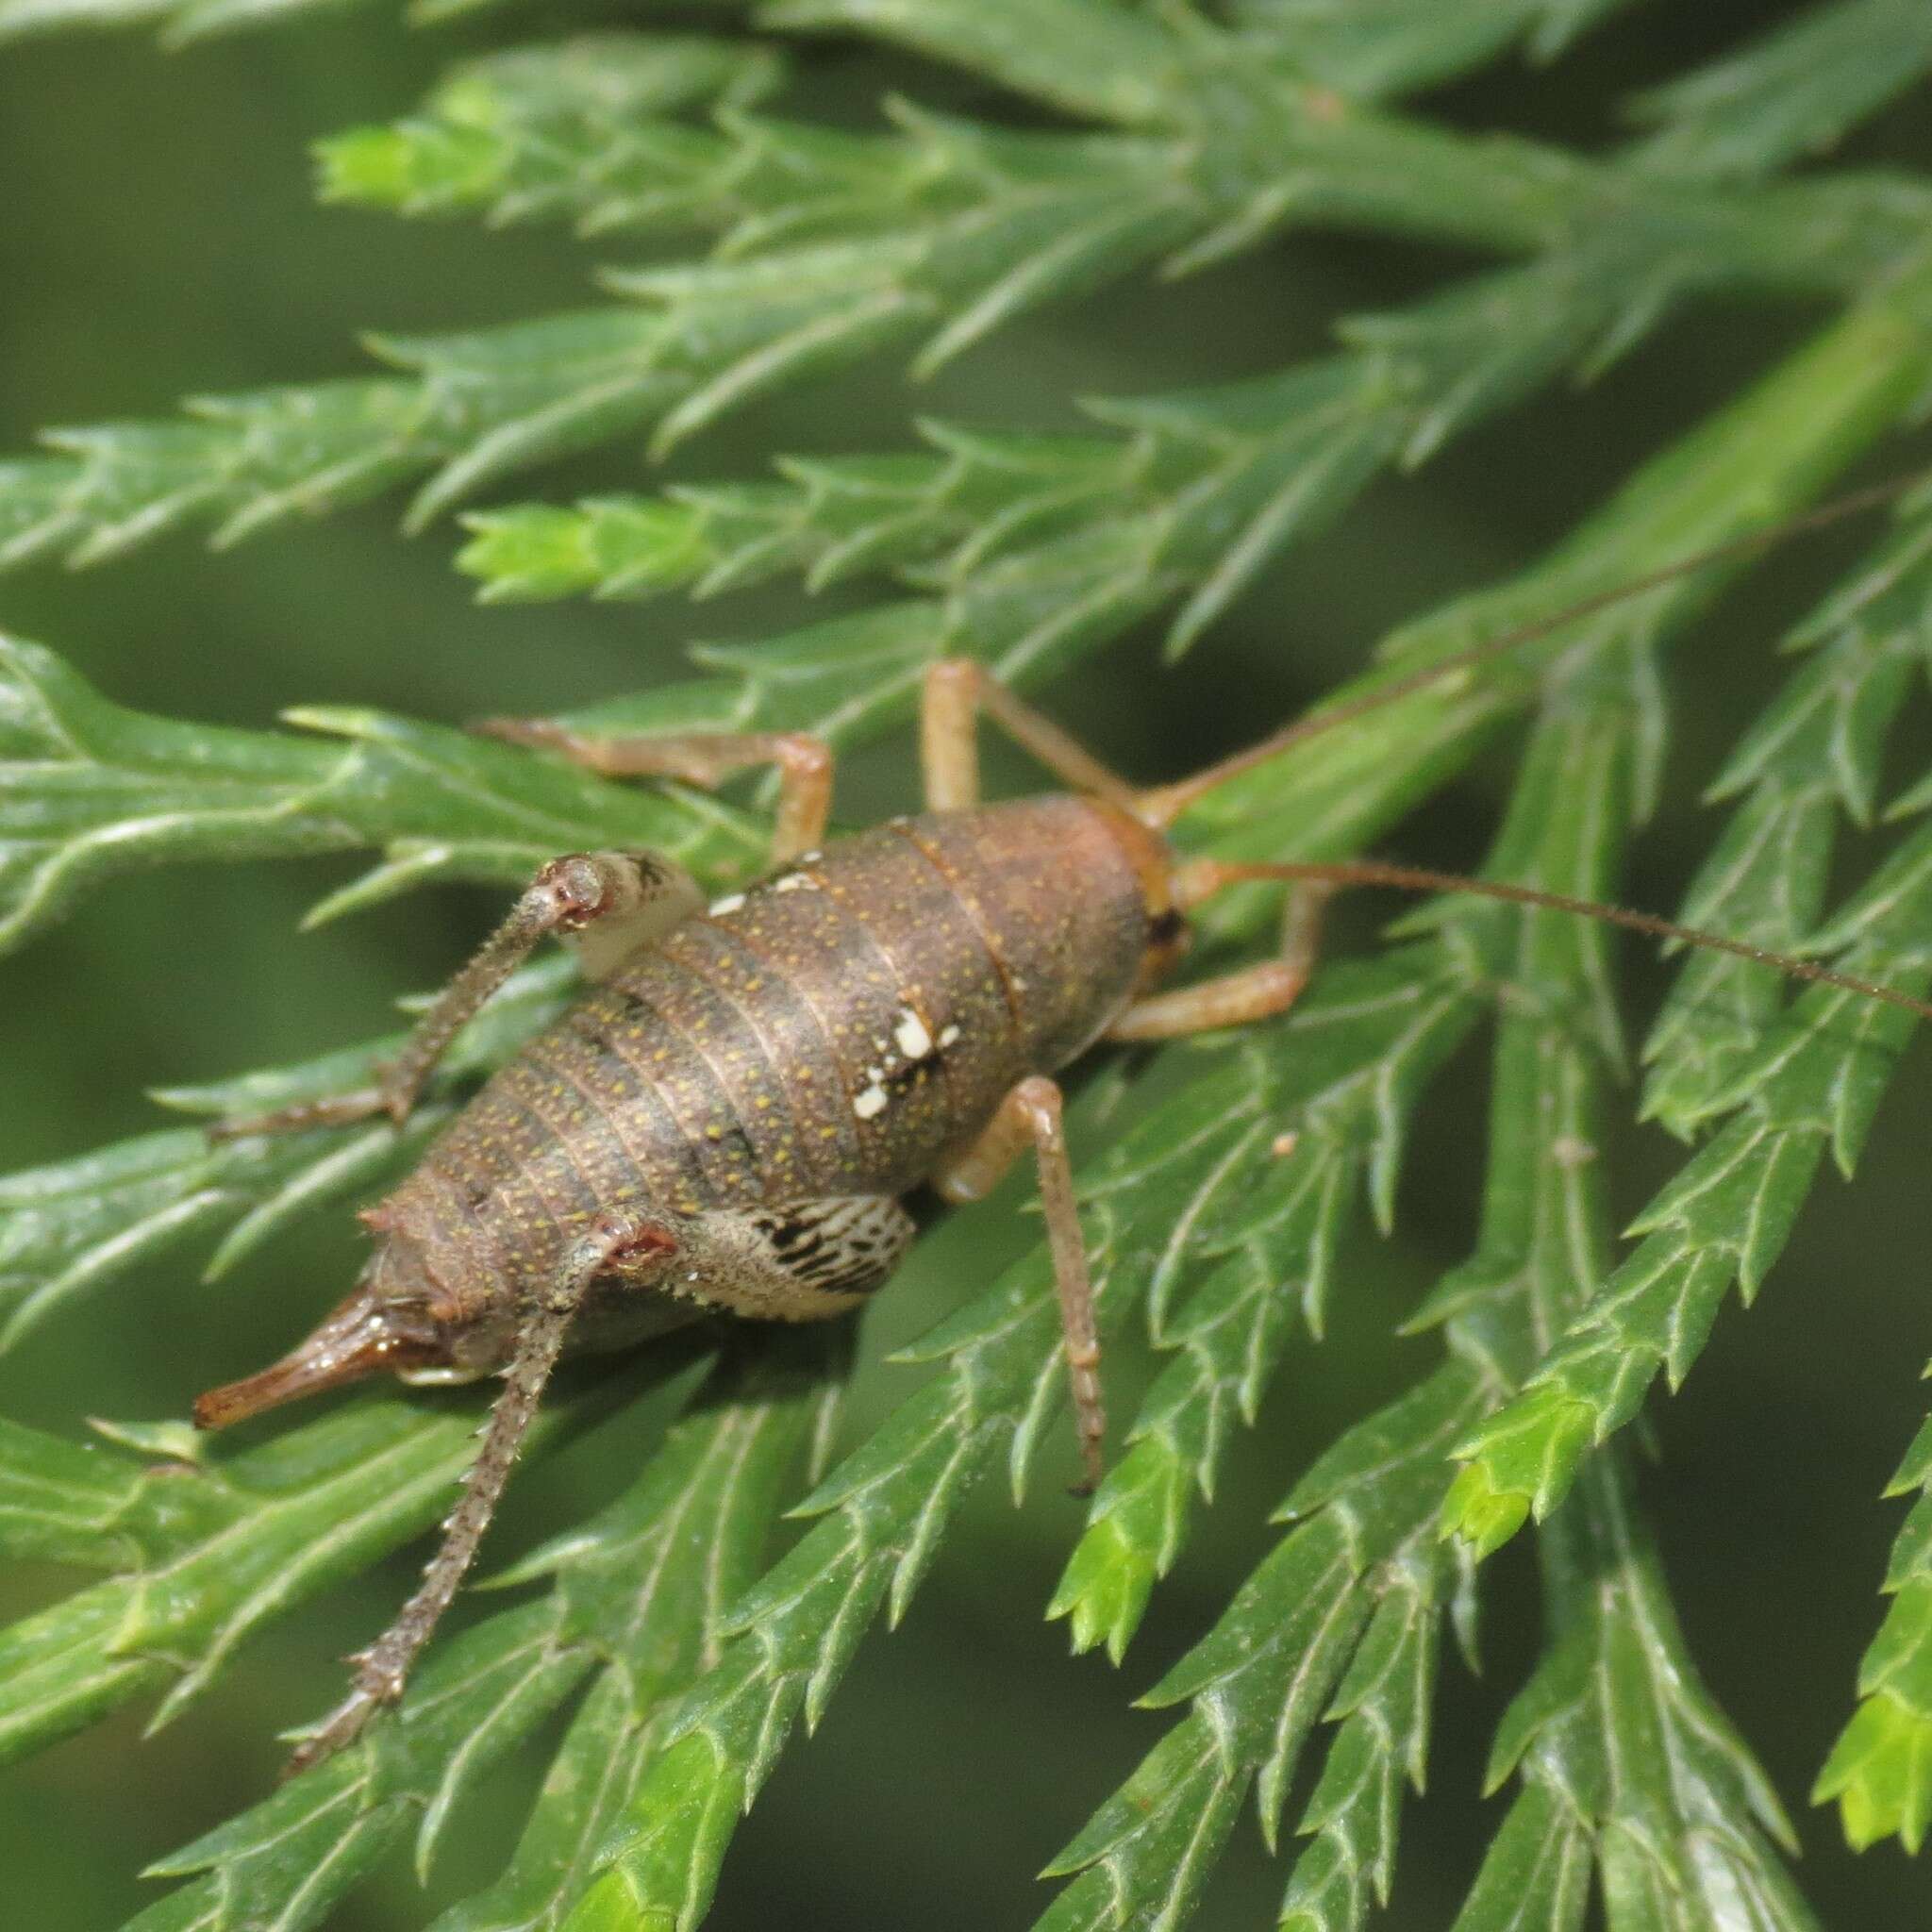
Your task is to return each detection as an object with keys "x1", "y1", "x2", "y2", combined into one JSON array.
[
  {"x1": 1815, "y1": 1690, "x2": 1932, "y2": 1854},
  {"x1": 1439, "y1": 1460, "x2": 1531, "y2": 1560},
  {"x1": 1046, "y1": 1515, "x2": 1154, "y2": 1664}
]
